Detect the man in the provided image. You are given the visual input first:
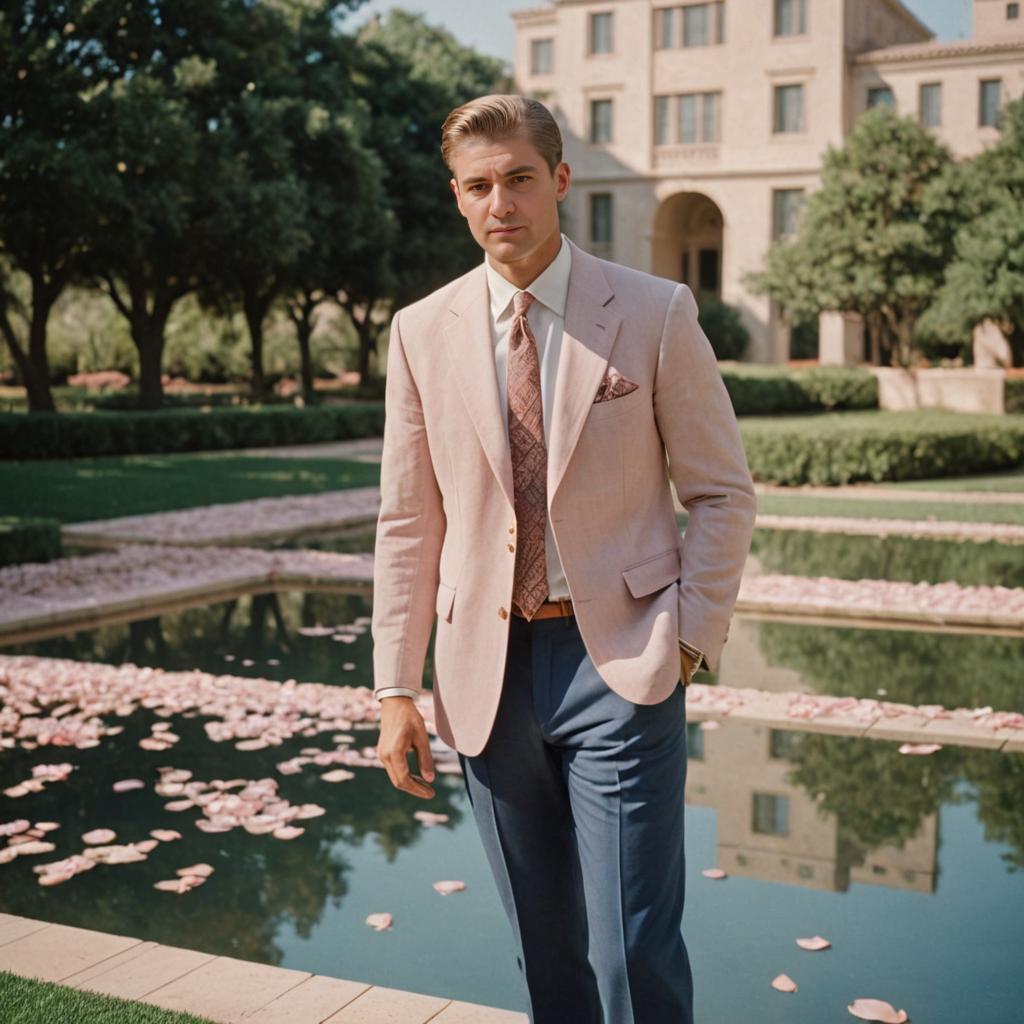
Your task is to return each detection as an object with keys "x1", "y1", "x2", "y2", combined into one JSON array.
[{"x1": 372, "y1": 94, "x2": 756, "y2": 1023}]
